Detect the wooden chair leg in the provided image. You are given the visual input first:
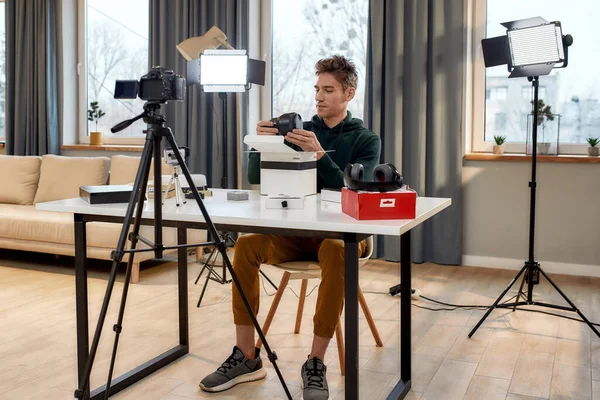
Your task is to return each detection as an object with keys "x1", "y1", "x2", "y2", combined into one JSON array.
[
  {"x1": 294, "y1": 279, "x2": 308, "y2": 334},
  {"x1": 130, "y1": 261, "x2": 140, "y2": 284},
  {"x1": 335, "y1": 321, "x2": 345, "y2": 376},
  {"x1": 358, "y1": 286, "x2": 383, "y2": 347},
  {"x1": 256, "y1": 271, "x2": 291, "y2": 349}
]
